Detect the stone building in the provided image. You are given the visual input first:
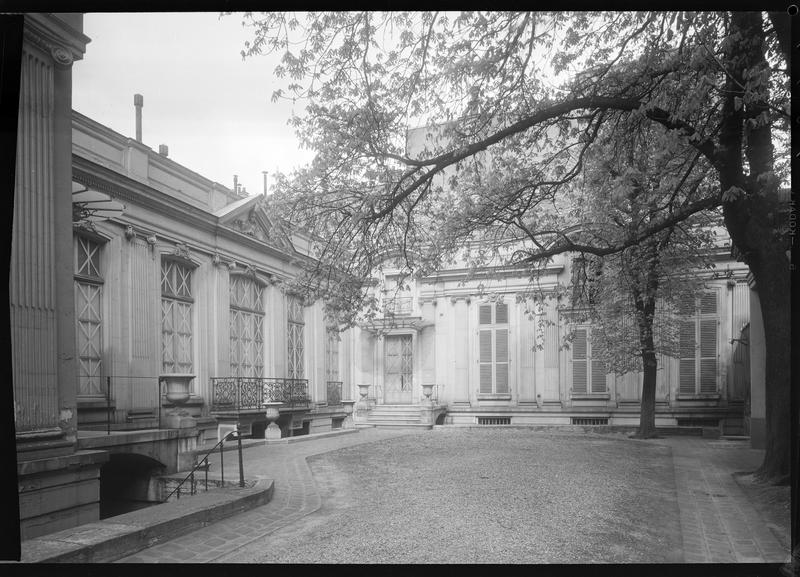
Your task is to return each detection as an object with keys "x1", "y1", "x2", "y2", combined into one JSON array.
[{"x1": 11, "y1": 12, "x2": 764, "y2": 543}]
